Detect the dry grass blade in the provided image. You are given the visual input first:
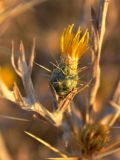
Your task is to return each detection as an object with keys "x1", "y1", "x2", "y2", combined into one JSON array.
[
  {"x1": 46, "y1": 158, "x2": 78, "y2": 160},
  {"x1": 19, "y1": 41, "x2": 26, "y2": 63},
  {"x1": 29, "y1": 38, "x2": 36, "y2": 74},
  {"x1": 11, "y1": 41, "x2": 21, "y2": 76},
  {"x1": 109, "y1": 80, "x2": 120, "y2": 126},
  {"x1": 98, "y1": 0, "x2": 110, "y2": 55},
  {"x1": 25, "y1": 131, "x2": 68, "y2": 158},
  {"x1": 13, "y1": 82, "x2": 24, "y2": 106},
  {"x1": 95, "y1": 147, "x2": 120, "y2": 159},
  {"x1": 109, "y1": 101, "x2": 120, "y2": 126},
  {"x1": 34, "y1": 62, "x2": 52, "y2": 73},
  {"x1": 112, "y1": 80, "x2": 120, "y2": 103},
  {"x1": 49, "y1": 83, "x2": 59, "y2": 104},
  {"x1": 101, "y1": 140, "x2": 120, "y2": 153},
  {"x1": 0, "y1": 115, "x2": 29, "y2": 122}
]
